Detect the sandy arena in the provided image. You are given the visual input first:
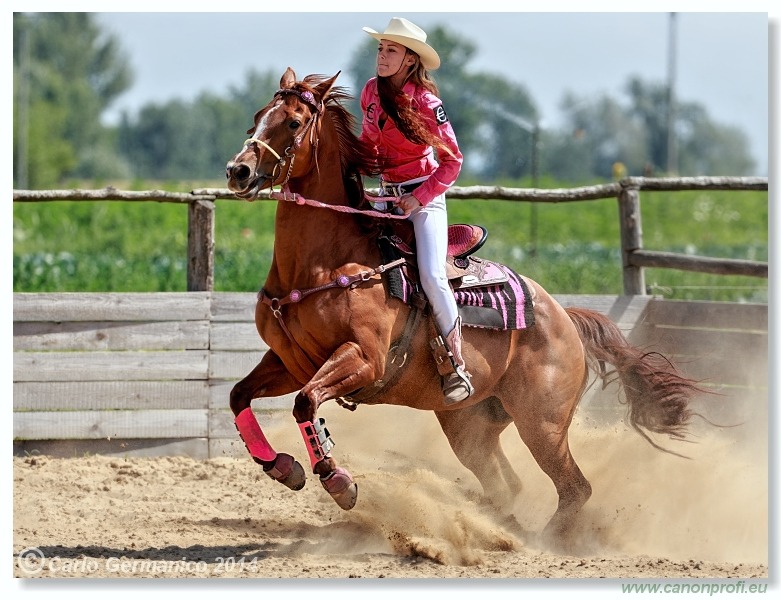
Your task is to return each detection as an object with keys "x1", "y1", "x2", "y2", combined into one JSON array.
[{"x1": 13, "y1": 400, "x2": 769, "y2": 581}]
